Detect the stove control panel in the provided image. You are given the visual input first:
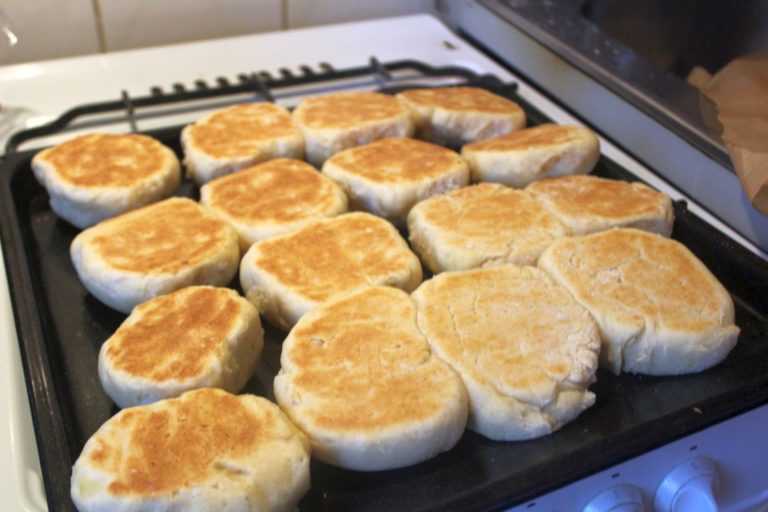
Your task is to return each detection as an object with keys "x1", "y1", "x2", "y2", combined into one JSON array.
[{"x1": 507, "y1": 404, "x2": 768, "y2": 512}]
